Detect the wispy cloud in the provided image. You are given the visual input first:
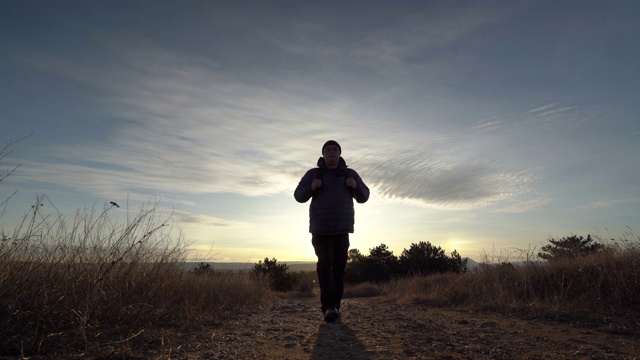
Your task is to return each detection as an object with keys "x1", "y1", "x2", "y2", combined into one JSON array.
[
  {"x1": 349, "y1": 5, "x2": 510, "y2": 68},
  {"x1": 266, "y1": 3, "x2": 516, "y2": 75},
  {"x1": 536, "y1": 106, "x2": 578, "y2": 118},
  {"x1": 472, "y1": 119, "x2": 504, "y2": 132},
  {"x1": 361, "y1": 150, "x2": 538, "y2": 210},
  {"x1": 576, "y1": 198, "x2": 638, "y2": 210},
  {"x1": 524, "y1": 102, "x2": 579, "y2": 123},
  {"x1": 15, "y1": 41, "x2": 361, "y2": 199},
  {"x1": 525, "y1": 103, "x2": 559, "y2": 114},
  {"x1": 494, "y1": 195, "x2": 553, "y2": 213},
  {"x1": 171, "y1": 209, "x2": 251, "y2": 228}
]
